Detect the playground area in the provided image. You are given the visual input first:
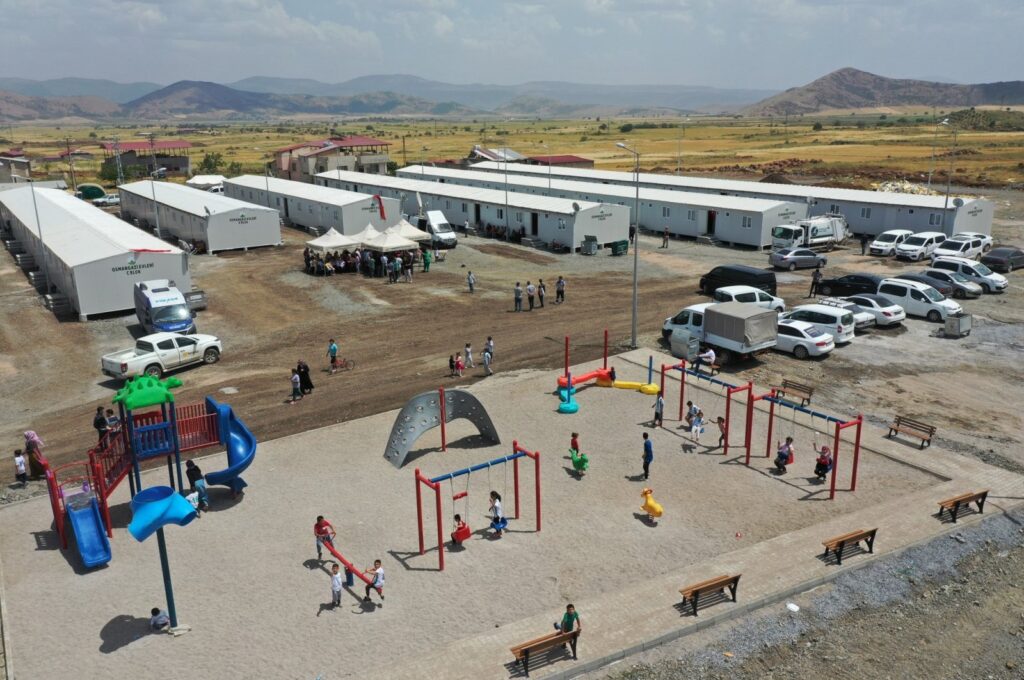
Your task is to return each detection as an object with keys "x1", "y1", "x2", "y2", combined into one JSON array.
[{"x1": 2, "y1": 344, "x2": 1014, "y2": 680}]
